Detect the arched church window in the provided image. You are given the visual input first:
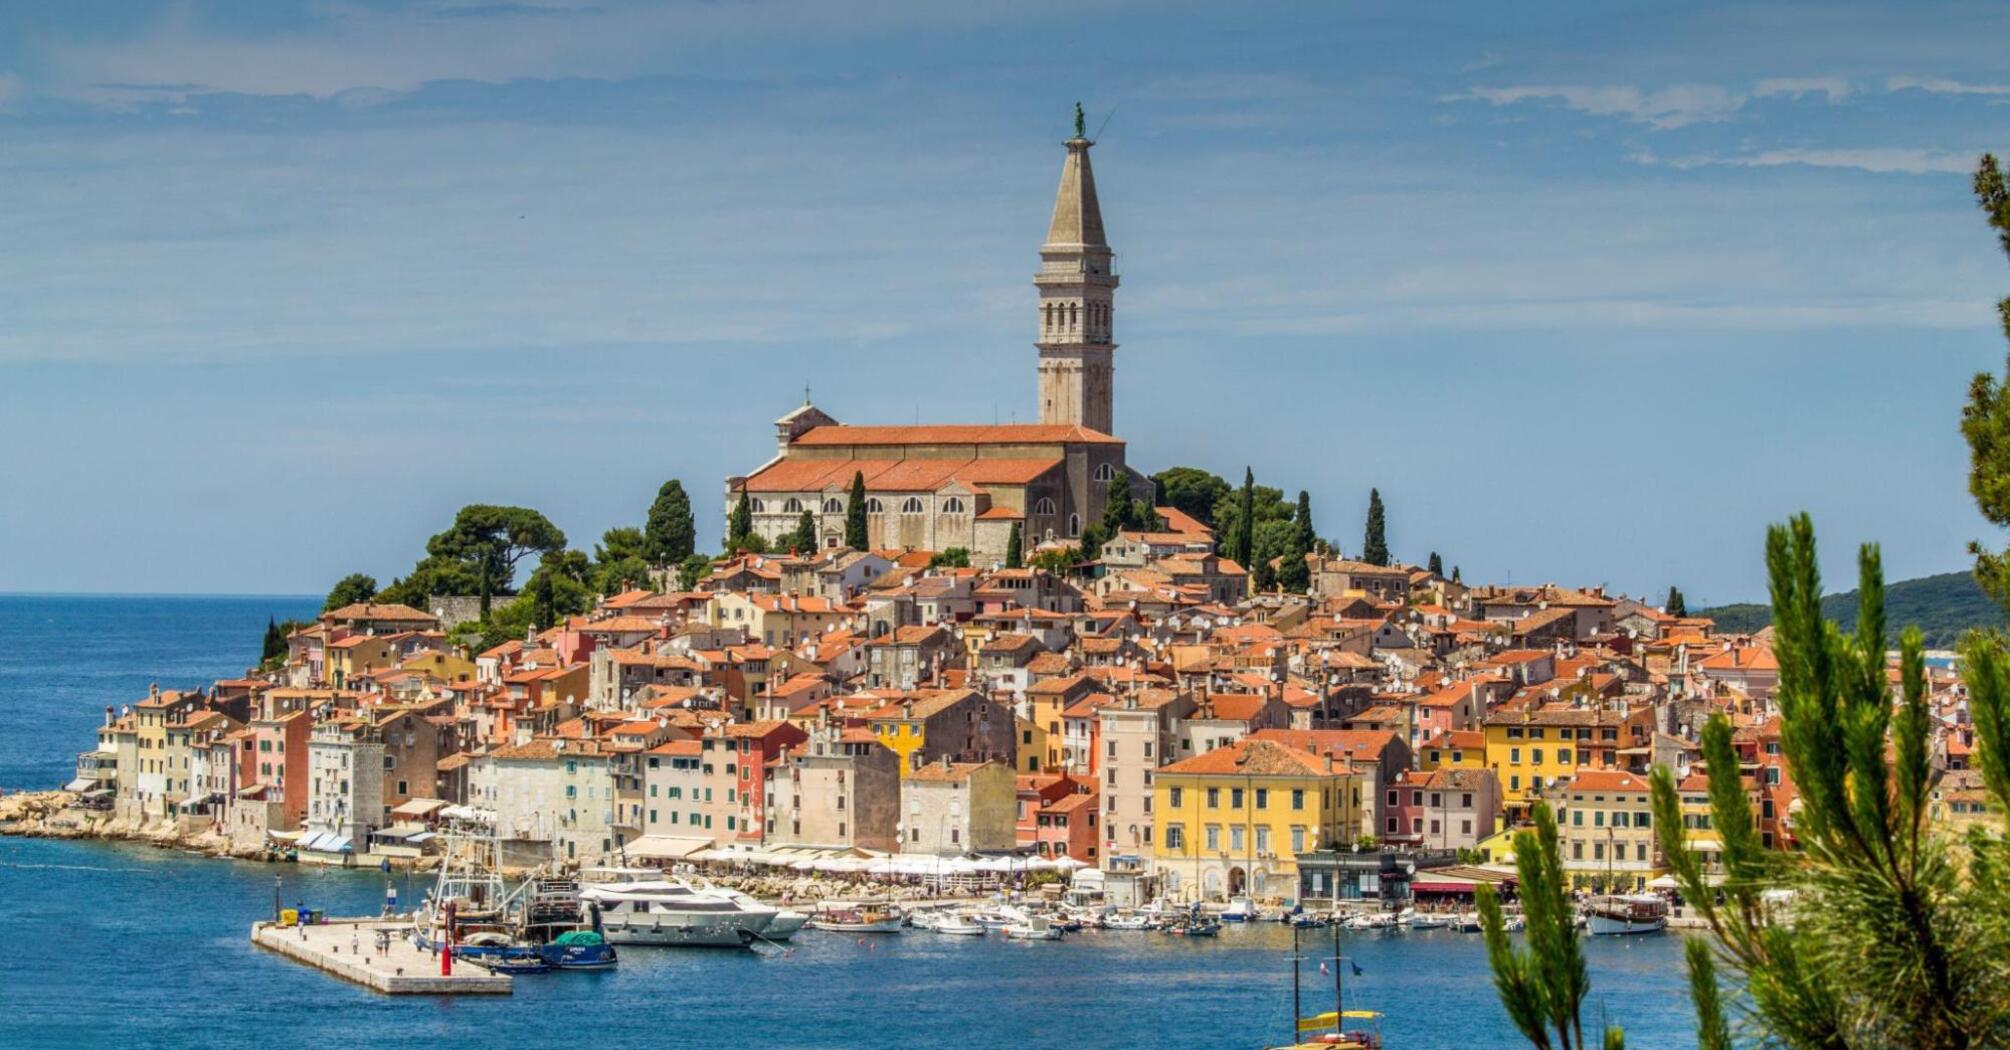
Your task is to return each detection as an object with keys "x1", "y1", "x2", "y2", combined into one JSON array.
[
  {"x1": 942, "y1": 497, "x2": 966, "y2": 515},
  {"x1": 822, "y1": 498, "x2": 843, "y2": 514},
  {"x1": 1068, "y1": 514, "x2": 1081, "y2": 536},
  {"x1": 749, "y1": 499, "x2": 767, "y2": 513},
  {"x1": 1092, "y1": 463, "x2": 1116, "y2": 482},
  {"x1": 900, "y1": 497, "x2": 925, "y2": 515},
  {"x1": 1034, "y1": 498, "x2": 1056, "y2": 516},
  {"x1": 782, "y1": 497, "x2": 804, "y2": 514},
  {"x1": 866, "y1": 498, "x2": 886, "y2": 514}
]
